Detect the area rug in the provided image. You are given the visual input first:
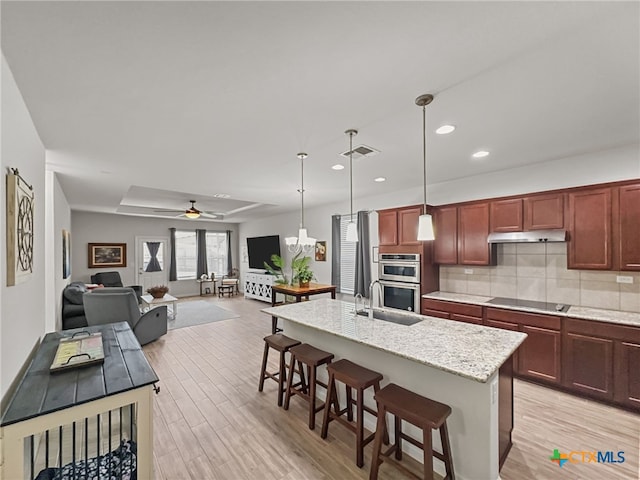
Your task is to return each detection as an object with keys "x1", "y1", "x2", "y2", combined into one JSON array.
[{"x1": 168, "y1": 300, "x2": 240, "y2": 330}]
